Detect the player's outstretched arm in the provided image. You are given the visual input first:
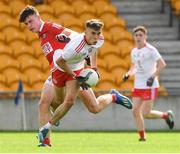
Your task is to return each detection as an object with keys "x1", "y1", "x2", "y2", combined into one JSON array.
[{"x1": 123, "y1": 63, "x2": 135, "y2": 81}]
